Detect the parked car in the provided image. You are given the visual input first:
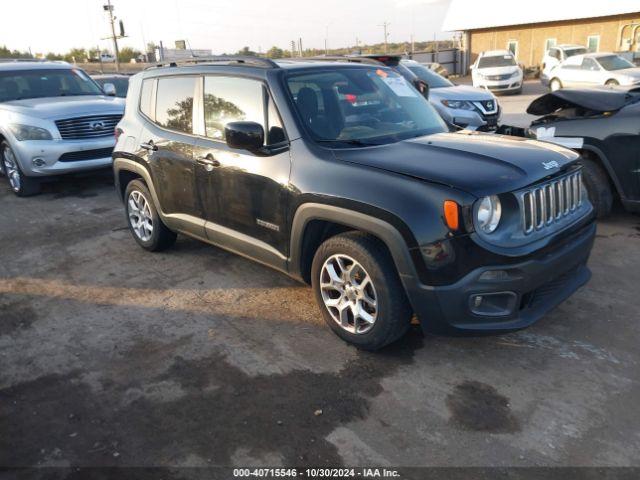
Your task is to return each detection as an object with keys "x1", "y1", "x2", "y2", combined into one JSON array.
[
  {"x1": 544, "y1": 53, "x2": 640, "y2": 91},
  {"x1": 92, "y1": 74, "x2": 130, "y2": 98},
  {"x1": 0, "y1": 60, "x2": 124, "y2": 196},
  {"x1": 472, "y1": 50, "x2": 524, "y2": 94},
  {"x1": 504, "y1": 86, "x2": 640, "y2": 217},
  {"x1": 98, "y1": 53, "x2": 116, "y2": 63},
  {"x1": 113, "y1": 56, "x2": 595, "y2": 350},
  {"x1": 401, "y1": 59, "x2": 500, "y2": 131},
  {"x1": 541, "y1": 44, "x2": 587, "y2": 78}
]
